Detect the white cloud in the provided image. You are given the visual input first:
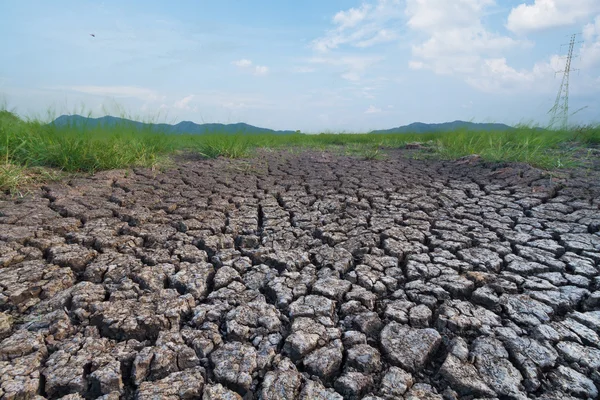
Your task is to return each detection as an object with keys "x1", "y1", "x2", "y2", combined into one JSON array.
[
  {"x1": 333, "y1": 4, "x2": 372, "y2": 29},
  {"x1": 401, "y1": 0, "x2": 582, "y2": 94},
  {"x1": 232, "y1": 59, "x2": 269, "y2": 76},
  {"x1": 254, "y1": 65, "x2": 269, "y2": 76},
  {"x1": 355, "y1": 29, "x2": 399, "y2": 47},
  {"x1": 506, "y1": 0, "x2": 600, "y2": 34},
  {"x1": 312, "y1": 0, "x2": 404, "y2": 52},
  {"x1": 365, "y1": 105, "x2": 382, "y2": 114},
  {"x1": 63, "y1": 85, "x2": 163, "y2": 101},
  {"x1": 581, "y1": 16, "x2": 600, "y2": 69},
  {"x1": 406, "y1": 0, "x2": 521, "y2": 76},
  {"x1": 232, "y1": 59, "x2": 253, "y2": 67},
  {"x1": 464, "y1": 55, "x2": 563, "y2": 93},
  {"x1": 309, "y1": 55, "x2": 383, "y2": 81},
  {"x1": 173, "y1": 94, "x2": 195, "y2": 110}
]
